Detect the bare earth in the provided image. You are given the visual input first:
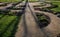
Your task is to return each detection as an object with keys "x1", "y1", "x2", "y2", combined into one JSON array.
[
  {"x1": 31, "y1": 2, "x2": 60, "y2": 37},
  {"x1": 15, "y1": 2, "x2": 60, "y2": 37},
  {"x1": 15, "y1": 2, "x2": 45, "y2": 37}
]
